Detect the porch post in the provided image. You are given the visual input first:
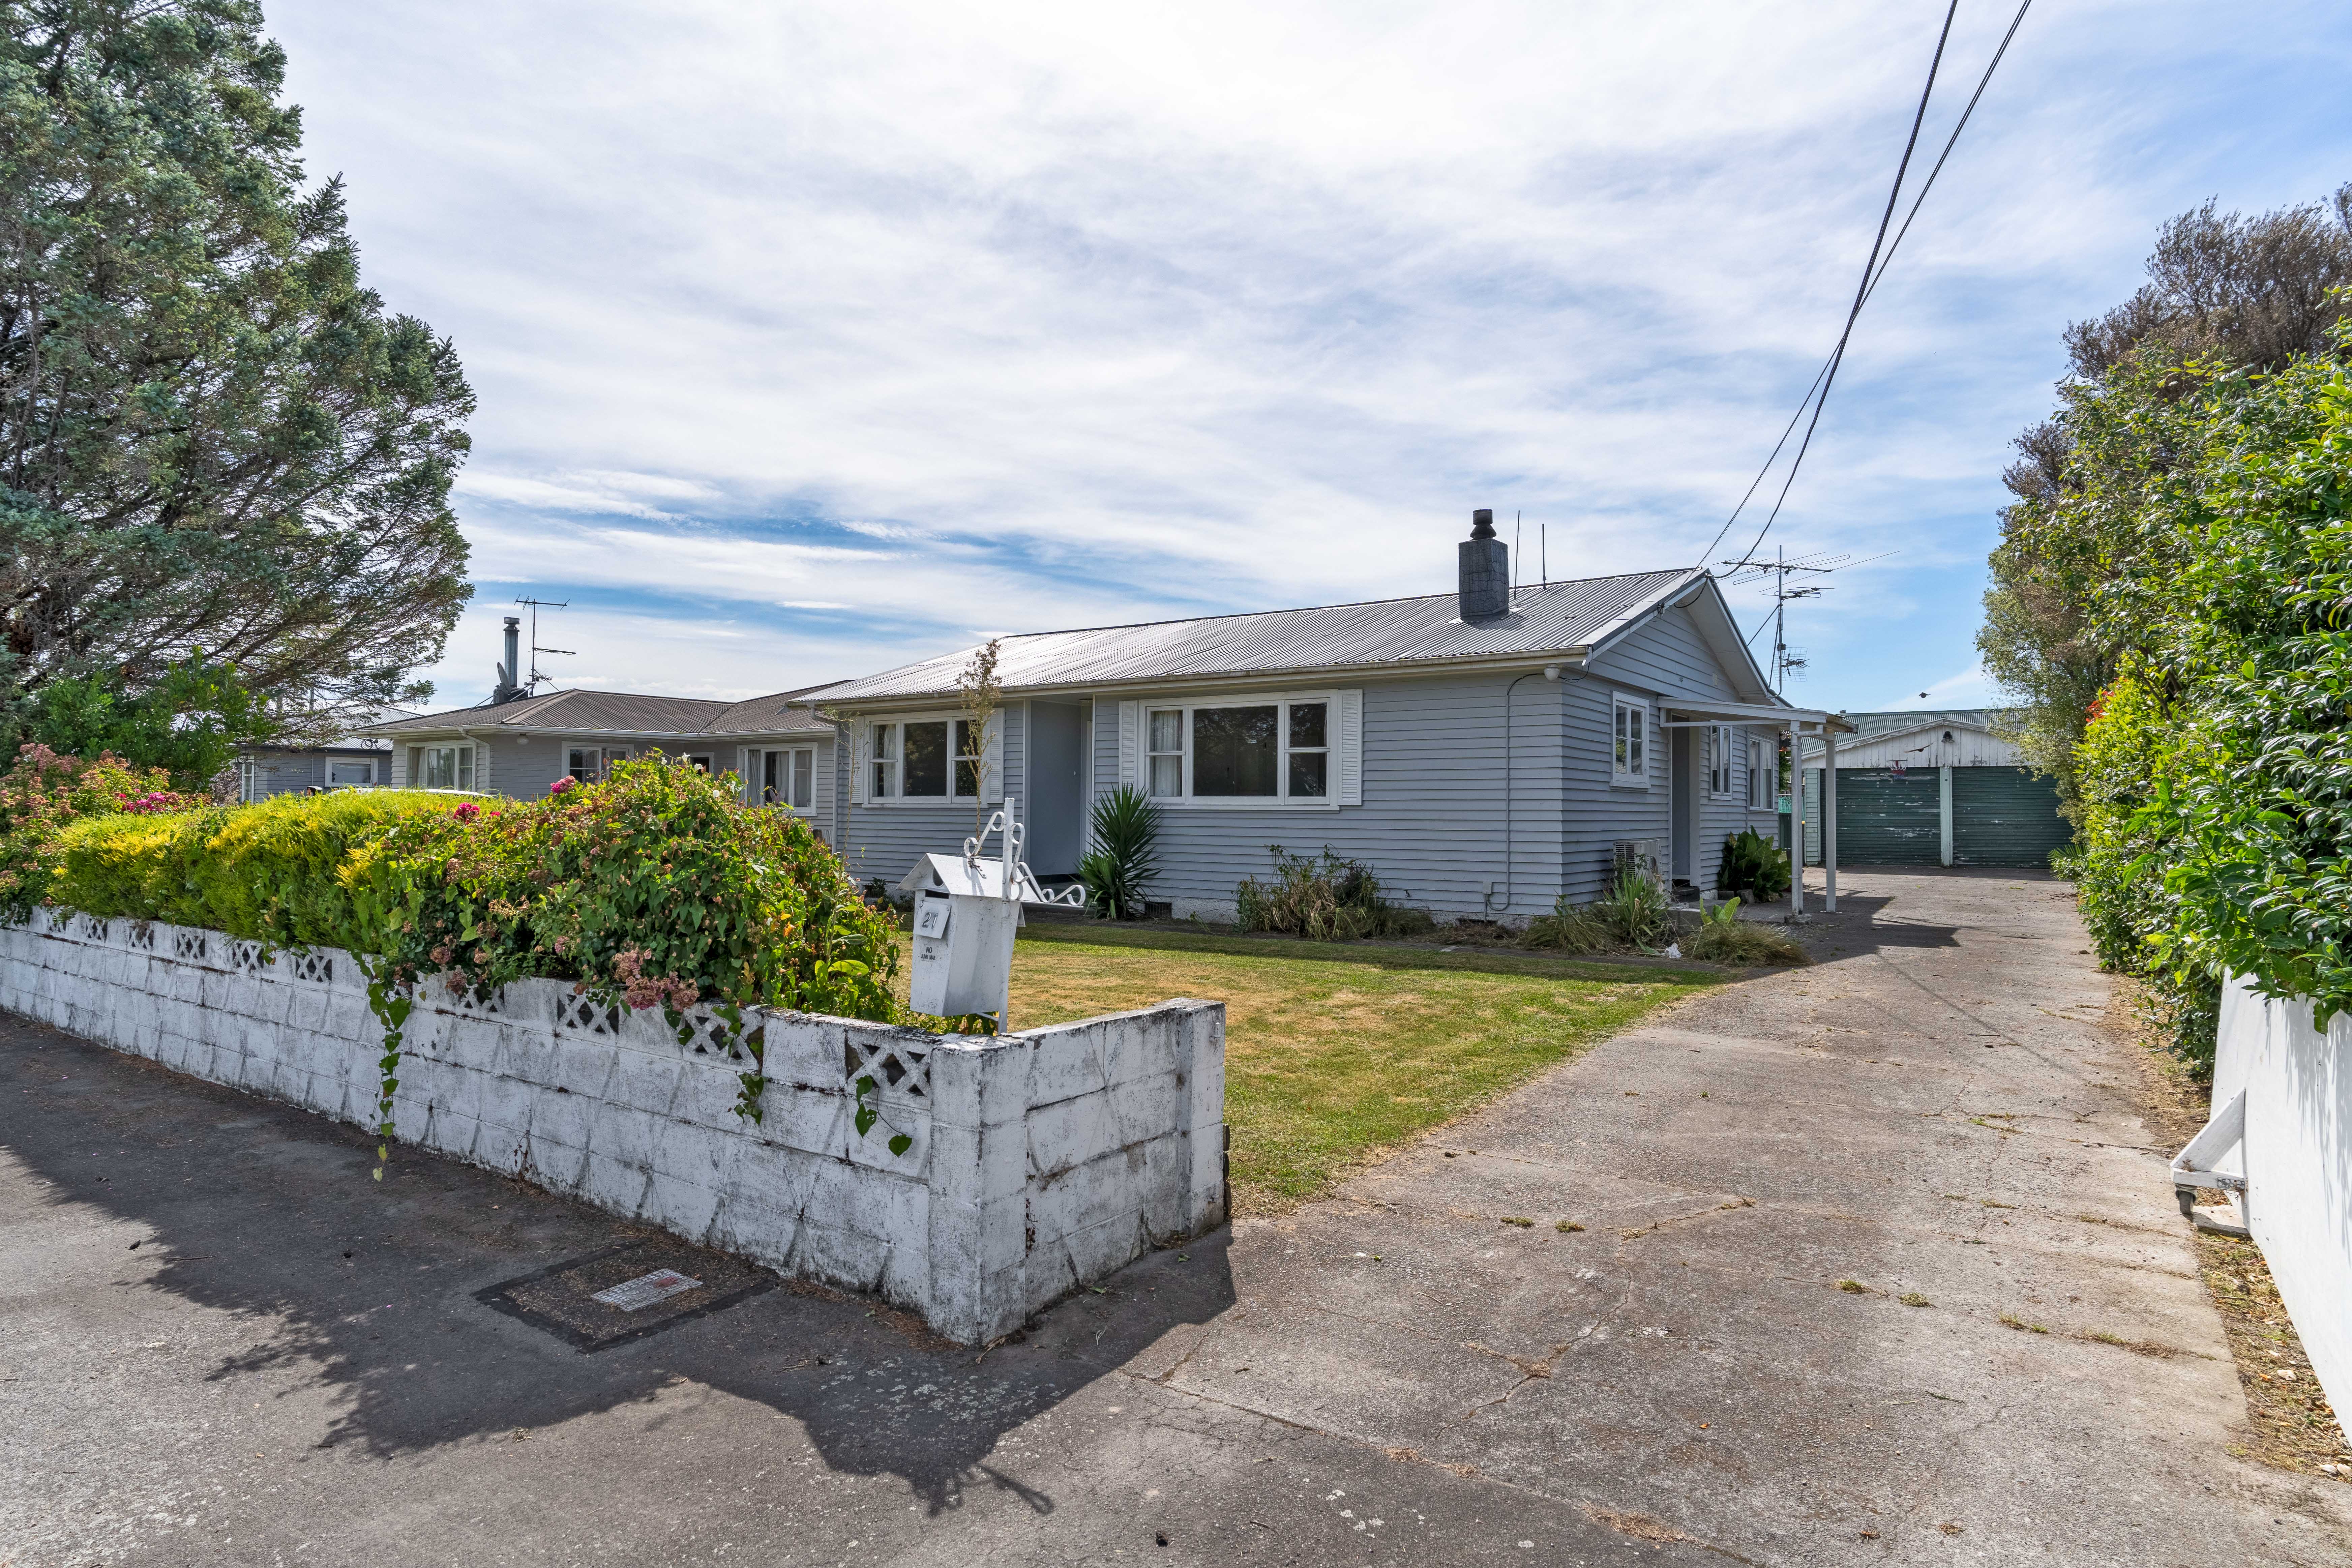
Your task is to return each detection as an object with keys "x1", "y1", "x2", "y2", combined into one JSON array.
[
  {"x1": 1823, "y1": 727, "x2": 1839, "y2": 913},
  {"x1": 1788, "y1": 720, "x2": 1805, "y2": 919}
]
